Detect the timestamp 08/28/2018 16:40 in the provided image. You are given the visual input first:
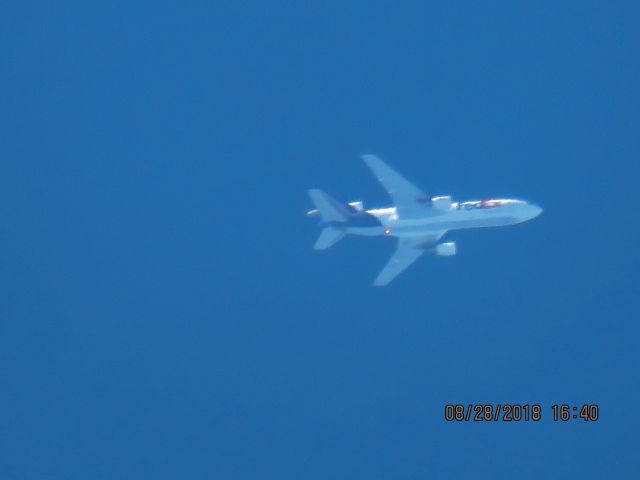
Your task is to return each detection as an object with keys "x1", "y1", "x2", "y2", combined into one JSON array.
[{"x1": 444, "y1": 404, "x2": 599, "y2": 423}]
